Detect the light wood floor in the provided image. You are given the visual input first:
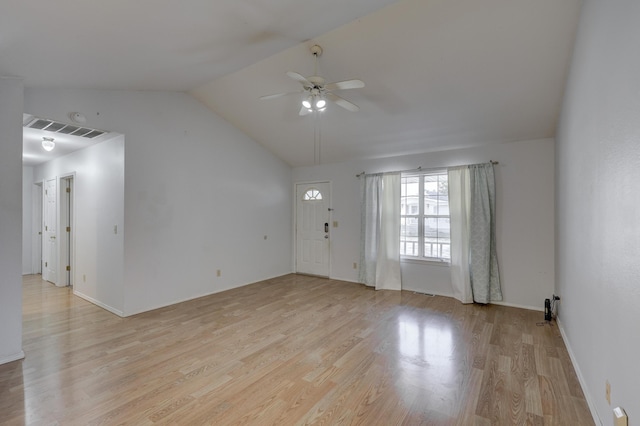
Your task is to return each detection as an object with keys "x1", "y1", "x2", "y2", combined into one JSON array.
[{"x1": 1, "y1": 274, "x2": 593, "y2": 425}]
